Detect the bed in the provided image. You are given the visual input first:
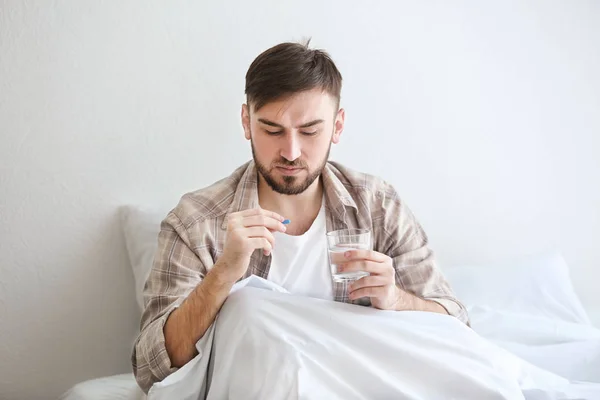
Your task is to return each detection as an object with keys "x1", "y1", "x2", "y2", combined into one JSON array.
[{"x1": 60, "y1": 206, "x2": 600, "y2": 399}]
